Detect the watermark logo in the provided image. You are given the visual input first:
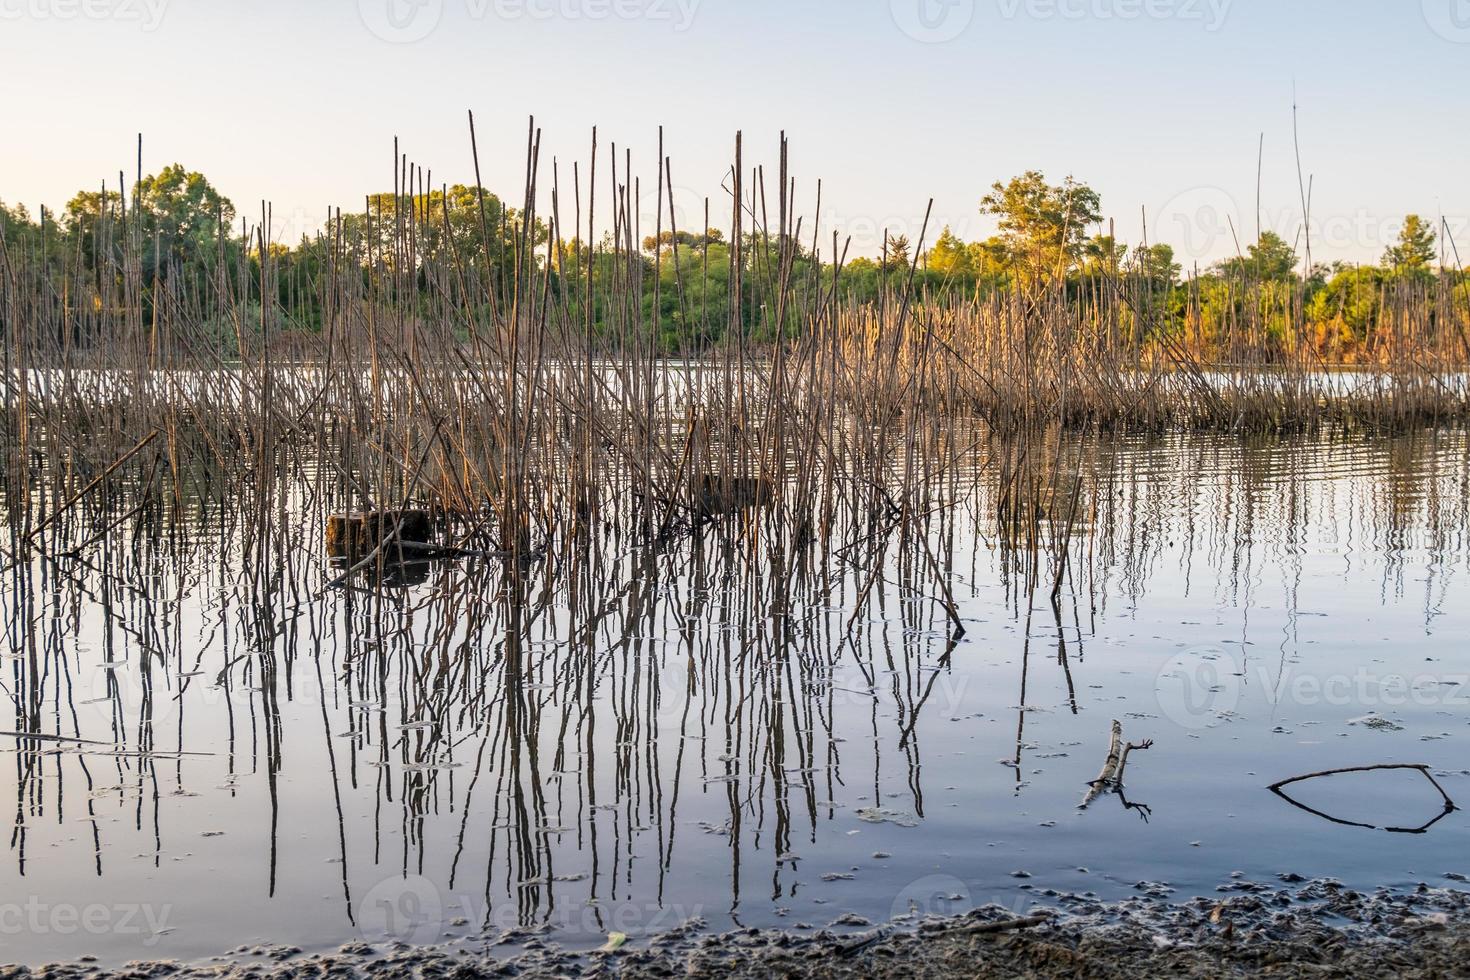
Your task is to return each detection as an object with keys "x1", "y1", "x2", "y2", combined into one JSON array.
[
  {"x1": 1423, "y1": 0, "x2": 1470, "y2": 43},
  {"x1": 80, "y1": 657, "x2": 320, "y2": 732},
  {"x1": 359, "y1": 0, "x2": 444, "y2": 43},
  {"x1": 1152, "y1": 186, "x2": 1240, "y2": 263},
  {"x1": 891, "y1": 0, "x2": 976, "y2": 43},
  {"x1": 357, "y1": 875, "x2": 445, "y2": 945},
  {"x1": 81, "y1": 659, "x2": 187, "y2": 731},
  {"x1": 889, "y1": 874, "x2": 973, "y2": 921},
  {"x1": 1155, "y1": 647, "x2": 1241, "y2": 730},
  {"x1": 0, "y1": 0, "x2": 169, "y2": 30}
]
